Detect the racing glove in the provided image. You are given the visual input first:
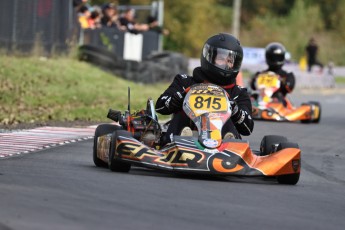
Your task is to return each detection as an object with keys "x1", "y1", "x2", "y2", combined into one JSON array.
[
  {"x1": 169, "y1": 91, "x2": 185, "y2": 111},
  {"x1": 230, "y1": 100, "x2": 239, "y2": 117},
  {"x1": 230, "y1": 99, "x2": 246, "y2": 125}
]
